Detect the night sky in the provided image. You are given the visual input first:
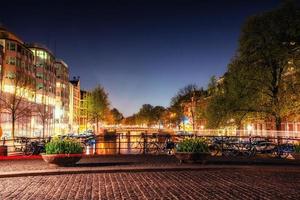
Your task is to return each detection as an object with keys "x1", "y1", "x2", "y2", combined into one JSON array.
[{"x1": 0, "y1": 0, "x2": 280, "y2": 116}]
